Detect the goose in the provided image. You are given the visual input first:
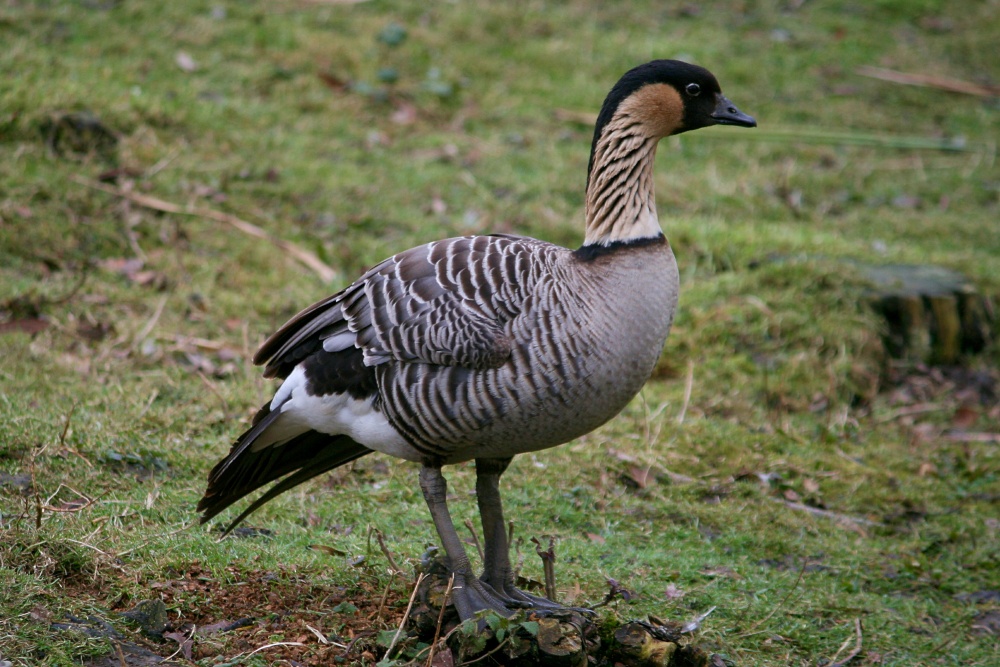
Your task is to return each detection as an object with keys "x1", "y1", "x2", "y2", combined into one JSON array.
[{"x1": 198, "y1": 59, "x2": 756, "y2": 620}]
